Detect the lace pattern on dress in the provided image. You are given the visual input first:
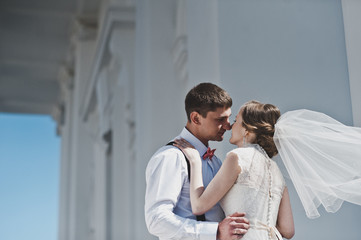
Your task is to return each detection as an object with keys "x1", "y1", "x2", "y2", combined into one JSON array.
[{"x1": 224, "y1": 144, "x2": 285, "y2": 240}]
